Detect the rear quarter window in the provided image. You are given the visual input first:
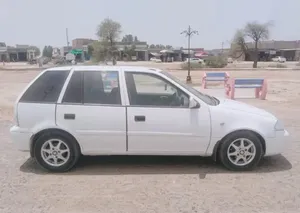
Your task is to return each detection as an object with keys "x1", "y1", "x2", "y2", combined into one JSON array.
[{"x1": 19, "y1": 70, "x2": 70, "y2": 103}]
